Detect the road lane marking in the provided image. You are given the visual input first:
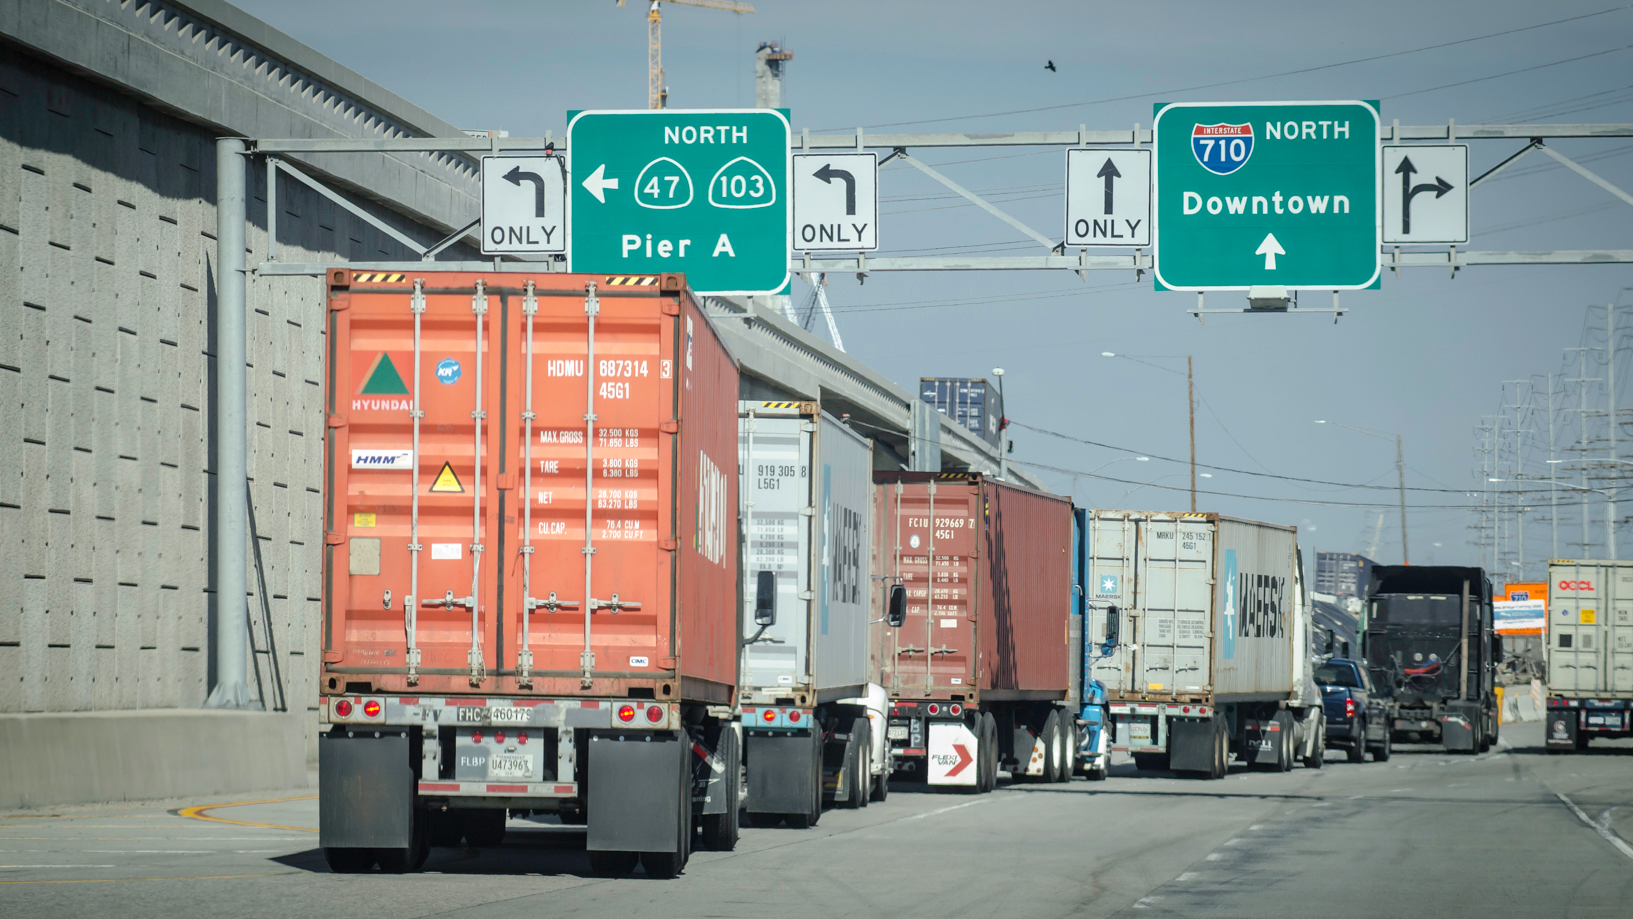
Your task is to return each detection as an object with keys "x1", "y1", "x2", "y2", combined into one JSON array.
[
  {"x1": 1176, "y1": 872, "x2": 1199, "y2": 881},
  {"x1": 1249, "y1": 824, "x2": 1264, "y2": 830},
  {"x1": 1204, "y1": 853, "x2": 1221, "y2": 860},
  {"x1": 177, "y1": 796, "x2": 317, "y2": 833},
  {"x1": 0, "y1": 865, "x2": 116, "y2": 869},
  {"x1": 1556, "y1": 792, "x2": 1633, "y2": 862},
  {"x1": 0, "y1": 871, "x2": 299, "y2": 886},
  {"x1": 907, "y1": 800, "x2": 987, "y2": 821}
]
